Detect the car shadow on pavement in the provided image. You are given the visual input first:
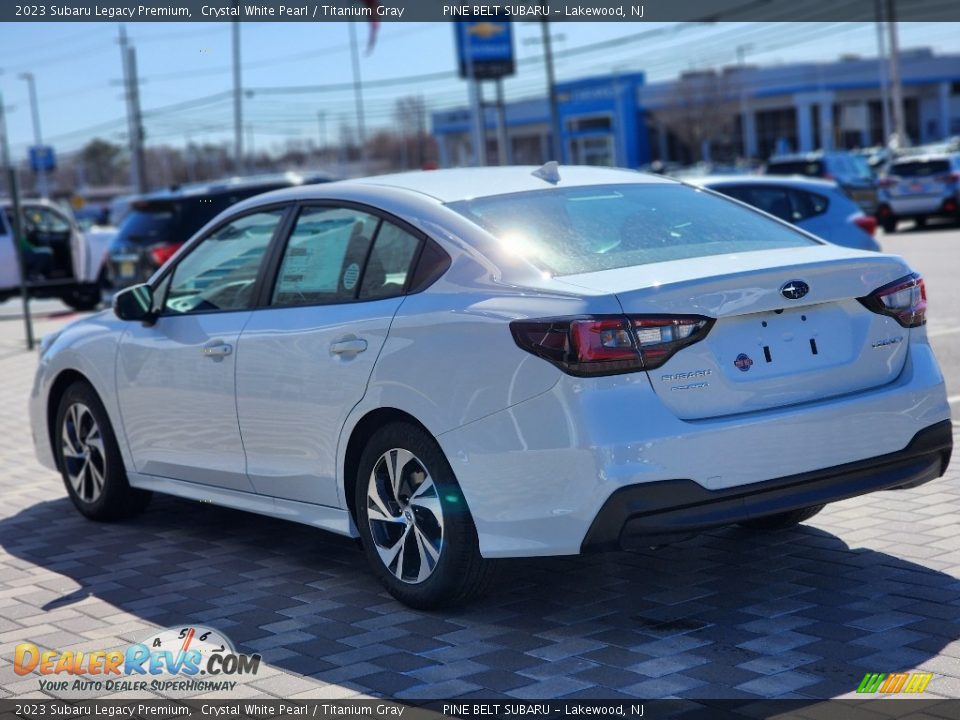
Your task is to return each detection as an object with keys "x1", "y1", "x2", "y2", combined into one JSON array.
[{"x1": 2, "y1": 493, "x2": 959, "y2": 701}]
